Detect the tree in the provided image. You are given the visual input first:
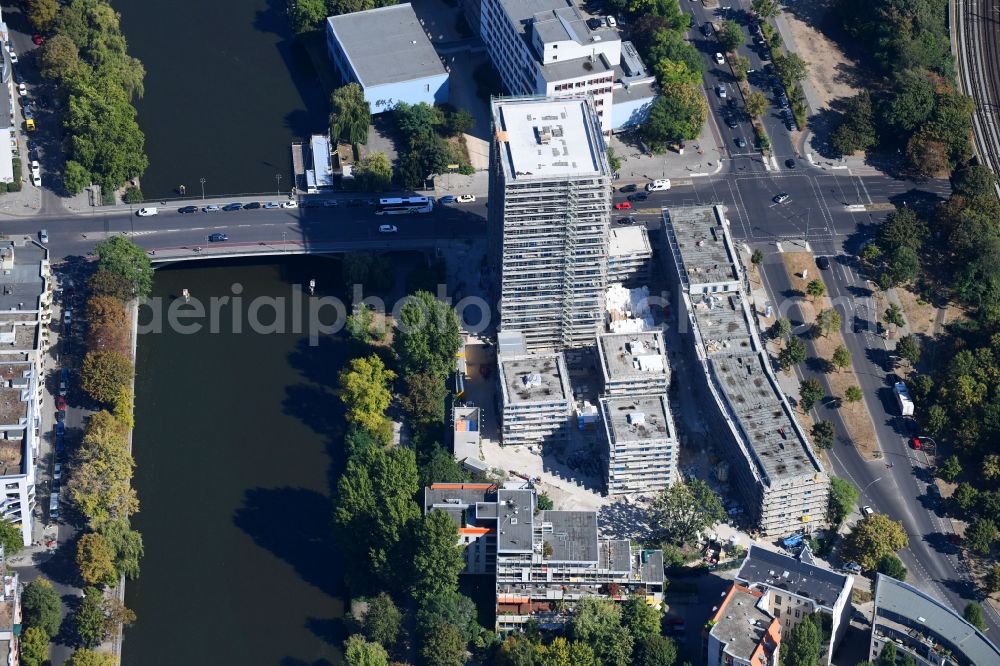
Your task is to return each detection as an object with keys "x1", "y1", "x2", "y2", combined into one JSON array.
[
  {"x1": 782, "y1": 613, "x2": 822, "y2": 666},
  {"x1": 80, "y1": 351, "x2": 134, "y2": 405},
  {"x1": 330, "y1": 83, "x2": 370, "y2": 145},
  {"x1": 411, "y1": 509, "x2": 466, "y2": 604},
  {"x1": 752, "y1": 0, "x2": 780, "y2": 17},
  {"x1": 844, "y1": 386, "x2": 863, "y2": 403},
  {"x1": 799, "y1": 378, "x2": 824, "y2": 411},
  {"x1": 817, "y1": 309, "x2": 842, "y2": 338},
  {"x1": 537, "y1": 493, "x2": 554, "y2": 511},
  {"x1": 830, "y1": 91, "x2": 878, "y2": 155},
  {"x1": 965, "y1": 518, "x2": 997, "y2": 555},
  {"x1": 400, "y1": 370, "x2": 447, "y2": 425},
  {"x1": 811, "y1": 420, "x2": 835, "y2": 449},
  {"x1": 39, "y1": 34, "x2": 81, "y2": 80},
  {"x1": 362, "y1": 592, "x2": 401, "y2": 648},
  {"x1": 938, "y1": 454, "x2": 962, "y2": 482},
  {"x1": 779, "y1": 335, "x2": 807, "y2": 370},
  {"x1": 877, "y1": 553, "x2": 908, "y2": 581},
  {"x1": 746, "y1": 90, "x2": 768, "y2": 118},
  {"x1": 415, "y1": 590, "x2": 479, "y2": 642},
  {"x1": 89, "y1": 269, "x2": 134, "y2": 301},
  {"x1": 634, "y1": 634, "x2": 677, "y2": 666},
  {"x1": 77, "y1": 532, "x2": 118, "y2": 586},
  {"x1": 20, "y1": 625, "x2": 50, "y2": 666},
  {"x1": 338, "y1": 355, "x2": 396, "y2": 435},
  {"x1": 344, "y1": 634, "x2": 389, "y2": 666},
  {"x1": 719, "y1": 21, "x2": 744, "y2": 52},
  {"x1": 622, "y1": 595, "x2": 661, "y2": 641},
  {"x1": 353, "y1": 152, "x2": 393, "y2": 191},
  {"x1": 289, "y1": 0, "x2": 328, "y2": 33},
  {"x1": 68, "y1": 412, "x2": 138, "y2": 529},
  {"x1": 395, "y1": 102, "x2": 443, "y2": 140},
  {"x1": 772, "y1": 52, "x2": 808, "y2": 87},
  {"x1": 828, "y1": 477, "x2": 859, "y2": 526},
  {"x1": 751, "y1": 248, "x2": 764, "y2": 266},
  {"x1": 446, "y1": 108, "x2": 474, "y2": 136},
  {"x1": 571, "y1": 598, "x2": 634, "y2": 666},
  {"x1": 652, "y1": 478, "x2": 726, "y2": 545},
  {"x1": 964, "y1": 603, "x2": 986, "y2": 631},
  {"x1": 907, "y1": 130, "x2": 949, "y2": 177},
  {"x1": 66, "y1": 650, "x2": 116, "y2": 666},
  {"x1": 986, "y1": 564, "x2": 1000, "y2": 593},
  {"x1": 984, "y1": 454, "x2": 1000, "y2": 481},
  {"x1": 74, "y1": 588, "x2": 106, "y2": 649},
  {"x1": 772, "y1": 318, "x2": 792, "y2": 340},
  {"x1": 831, "y1": 345, "x2": 851, "y2": 372},
  {"x1": 806, "y1": 278, "x2": 826, "y2": 299},
  {"x1": 0, "y1": 518, "x2": 22, "y2": 556},
  {"x1": 22, "y1": 578, "x2": 62, "y2": 637},
  {"x1": 99, "y1": 518, "x2": 144, "y2": 580},
  {"x1": 896, "y1": 335, "x2": 921, "y2": 364},
  {"x1": 63, "y1": 160, "x2": 92, "y2": 194},
  {"x1": 843, "y1": 513, "x2": 909, "y2": 570},
  {"x1": 884, "y1": 303, "x2": 905, "y2": 328},
  {"x1": 418, "y1": 445, "x2": 469, "y2": 488},
  {"x1": 729, "y1": 54, "x2": 750, "y2": 81},
  {"x1": 878, "y1": 643, "x2": 897, "y2": 666},
  {"x1": 93, "y1": 235, "x2": 153, "y2": 298},
  {"x1": 886, "y1": 69, "x2": 936, "y2": 133},
  {"x1": 27, "y1": 0, "x2": 60, "y2": 31},
  {"x1": 641, "y1": 85, "x2": 707, "y2": 151},
  {"x1": 420, "y1": 622, "x2": 466, "y2": 666},
  {"x1": 395, "y1": 291, "x2": 462, "y2": 381}
]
